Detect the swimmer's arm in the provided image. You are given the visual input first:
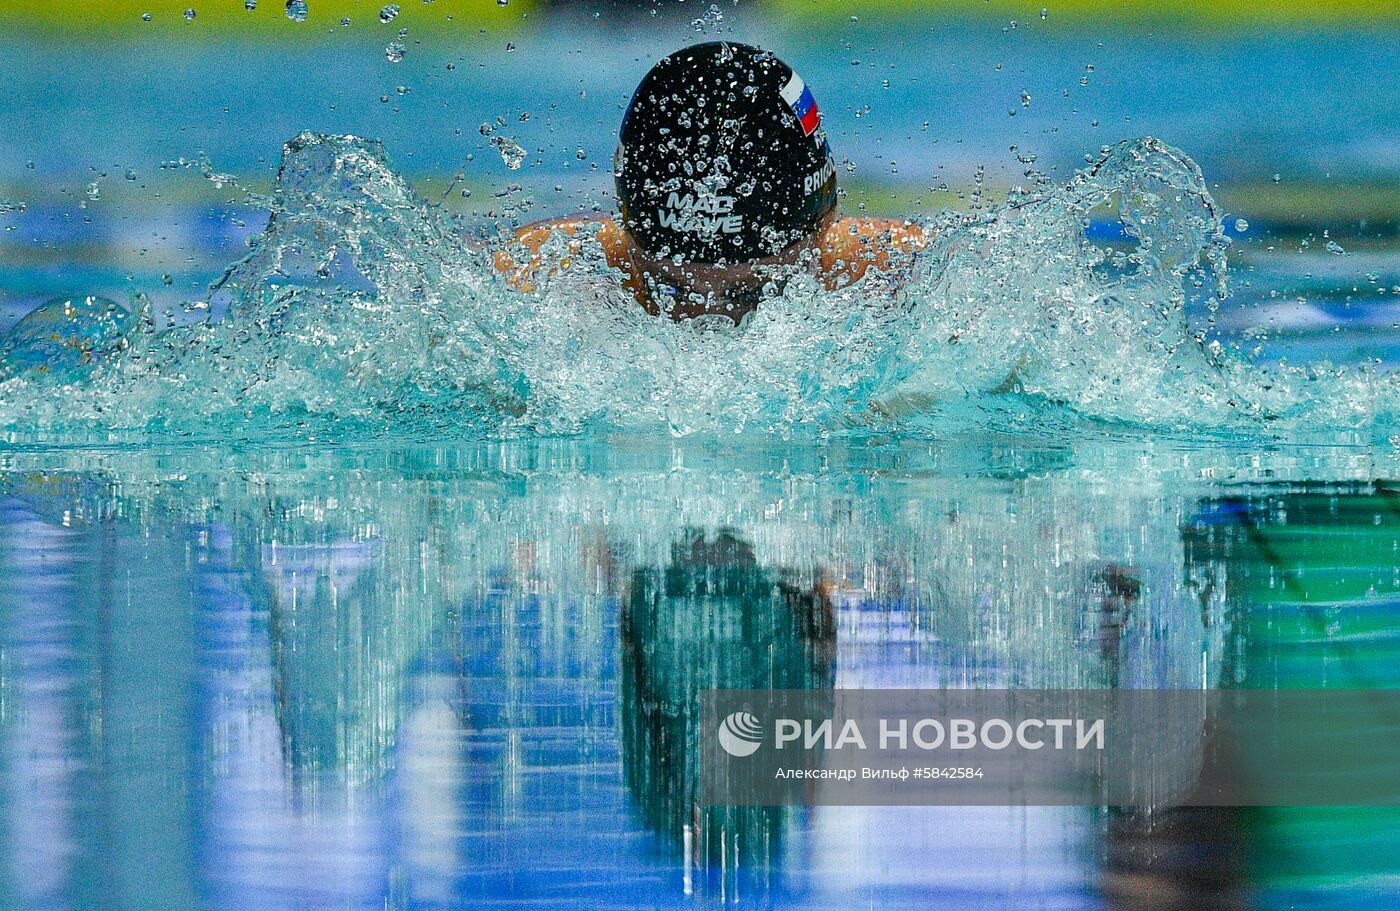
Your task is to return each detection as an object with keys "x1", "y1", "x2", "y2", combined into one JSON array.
[
  {"x1": 819, "y1": 216, "x2": 933, "y2": 288},
  {"x1": 491, "y1": 215, "x2": 629, "y2": 292}
]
